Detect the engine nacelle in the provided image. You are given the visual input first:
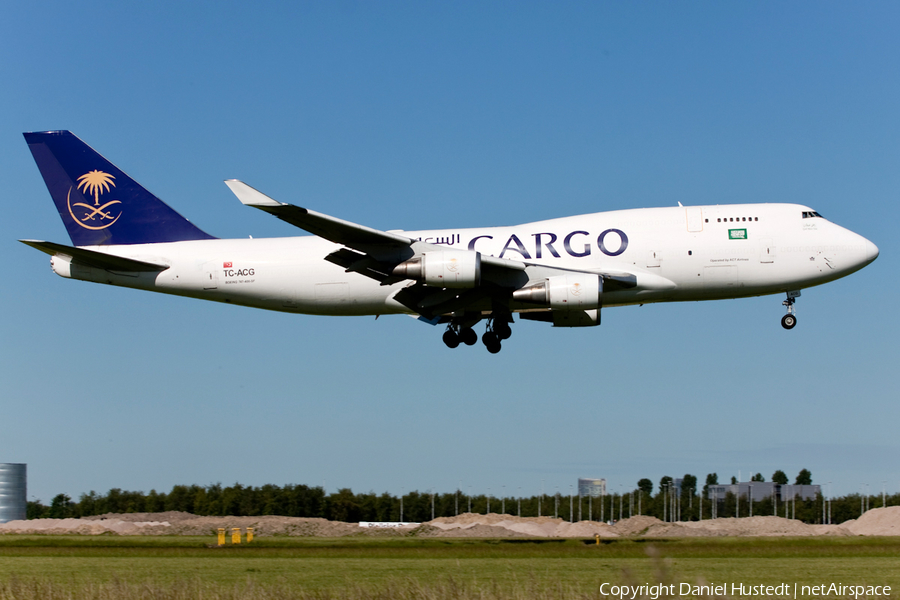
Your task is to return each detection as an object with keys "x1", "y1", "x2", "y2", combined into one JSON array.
[
  {"x1": 392, "y1": 250, "x2": 481, "y2": 288},
  {"x1": 512, "y1": 274, "x2": 602, "y2": 310}
]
